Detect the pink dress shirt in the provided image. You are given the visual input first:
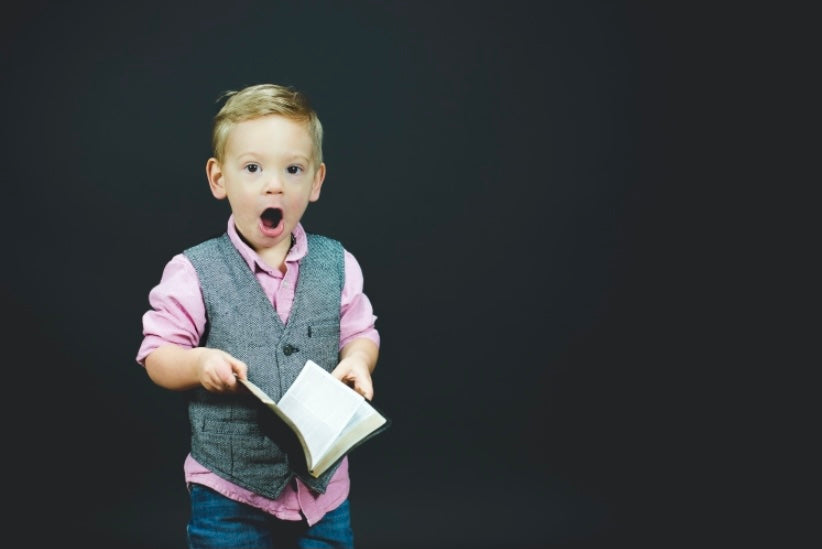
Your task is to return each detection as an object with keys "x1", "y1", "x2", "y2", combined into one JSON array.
[{"x1": 136, "y1": 216, "x2": 380, "y2": 526}]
